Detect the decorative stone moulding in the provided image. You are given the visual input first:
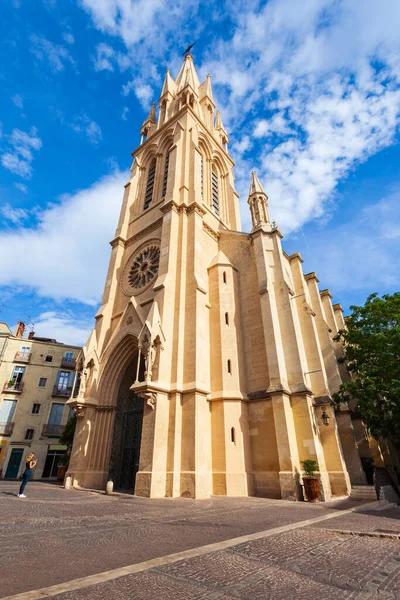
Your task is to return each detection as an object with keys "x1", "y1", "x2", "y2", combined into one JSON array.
[{"x1": 121, "y1": 238, "x2": 161, "y2": 296}]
